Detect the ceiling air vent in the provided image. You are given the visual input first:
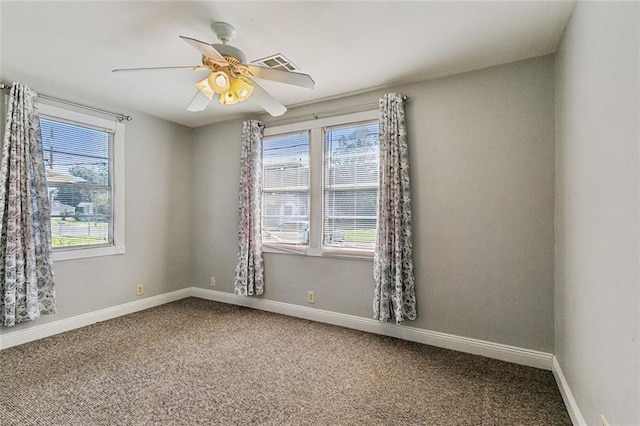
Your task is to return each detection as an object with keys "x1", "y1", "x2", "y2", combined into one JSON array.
[{"x1": 251, "y1": 53, "x2": 300, "y2": 72}]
